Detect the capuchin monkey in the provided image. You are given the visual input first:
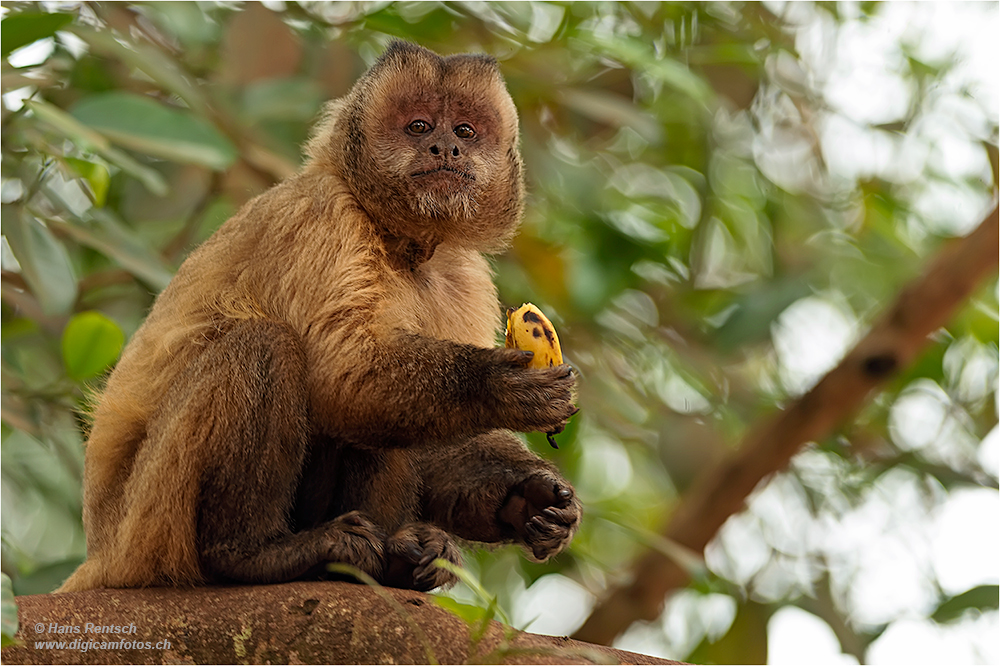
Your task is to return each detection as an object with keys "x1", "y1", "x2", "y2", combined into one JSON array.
[{"x1": 58, "y1": 41, "x2": 580, "y2": 594}]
